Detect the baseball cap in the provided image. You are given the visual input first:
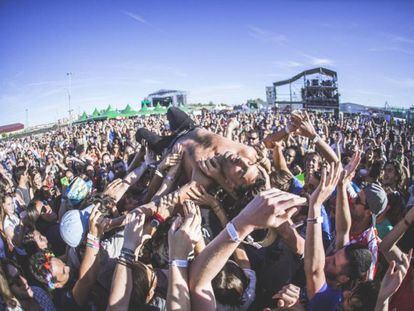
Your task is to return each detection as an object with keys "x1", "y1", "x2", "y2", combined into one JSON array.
[
  {"x1": 60, "y1": 204, "x2": 94, "y2": 247},
  {"x1": 364, "y1": 183, "x2": 388, "y2": 225}
]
